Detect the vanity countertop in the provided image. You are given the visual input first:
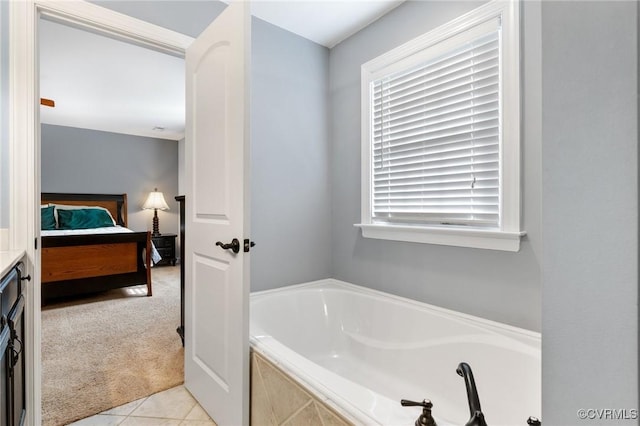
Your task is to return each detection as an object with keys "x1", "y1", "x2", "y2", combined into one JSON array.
[{"x1": 0, "y1": 250, "x2": 25, "y2": 277}]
